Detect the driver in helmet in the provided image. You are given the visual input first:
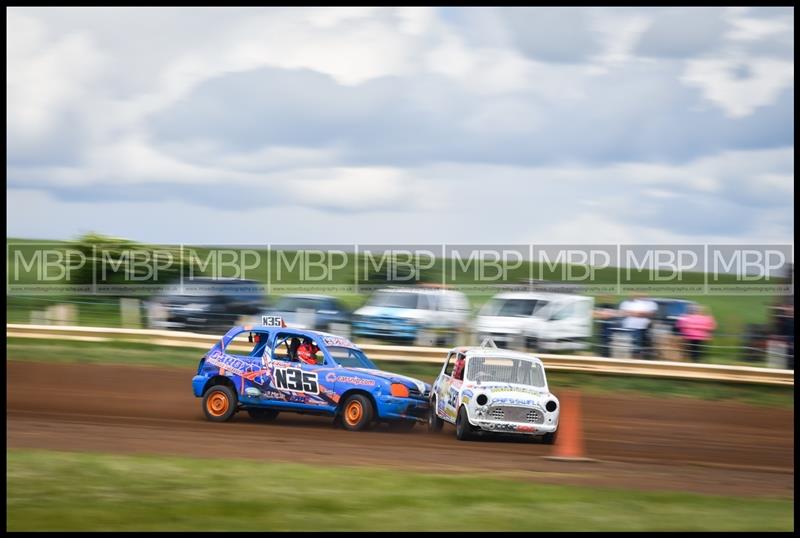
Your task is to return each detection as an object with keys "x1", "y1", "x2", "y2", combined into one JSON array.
[
  {"x1": 452, "y1": 355, "x2": 466, "y2": 381},
  {"x1": 296, "y1": 337, "x2": 320, "y2": 365}
]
